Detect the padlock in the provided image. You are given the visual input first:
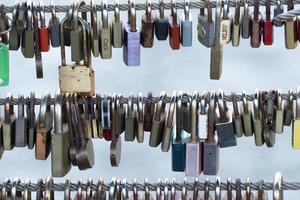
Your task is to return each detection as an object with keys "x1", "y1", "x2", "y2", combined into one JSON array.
[
  {"x1": 263, "y1": 0, "x2": 273, "y2": 45},
  {"x1": 21, "y1": 1, "x2": 34, "y2": 58},
  {"x1": 38, "y1": 2, "x2": 50, "y2": 52},
  {"x1": 15, "y1": 95, "x2": 28, "y2": 147},
  {"x1": 283, "y1": 90, "x2": 294, "y2": 126},
  {"x1": 185, "y1": 92, "x2": 202, "y2": 177},
  {"x1": 96, "y1": 94, "x2": 104, "y2": 139},
  {"x1": 137, "y1": 93, "x2": 144, "y2": 143},
  {"x1": 252, "y1": 91, "x2": 264, "y2": 146},
  {"x1": 273, "y1": 90, "x2": 284, "y2": 134},
  {"x1": 181, "y1": 0, "x2": 192, "y2": 47},
  {"x1": 220, "y1": 0, "x2": 232, "y2": 44},
  {"x1": 241, "y1": 0, "x2": 251, "y2": 39},
  {"x1": 0, "y1": 11, "x2": 9, "y2": 45},
  {"x1": 89, "y1": 97, "x2": 99, "y2": 139},
  {"x1": 182, "y1": 94, "x2": 191, "y2": 133},
  {"x1": 0, "y1": 123, "x2": 3, "y2": 159},
  {"x1": 231, "y1": 0, "x2": 240, "y2": 47},
  {"x1": 35, "y1": 92, "x2": 53, "y2": 160},
  {"x1": 215, "y1": 90, "x2": 237, "y2": 148},
  {"x1": 0, "y1": 41, "x2": 9, "y2": 86},
  {"x1": 251, "y1": 0, "x2": 262, "y2": 48},
  {"x1": 113, "y1": 94, "x2": 126, "y2": 137},
  {"x1": 2, "y1": 94, "x2": 16, "y2": 151},
  {"x1": 59, "y1": 7, "x2": 95, "y2": 96},
  {"x1": 51, "y1": 92, "x2": 71, "y2": 177},
  {"x1": 155, "y1": 0, "x2": 169, "y2": 40},
  {"x1": 48, "y1": 2, "x2": 61, "y2": 48},
  {"x1": 169, "y1": 0, "x2": 181, "y2": 50},
  {"x1": 172, "y1": 91, "x2": 186, "y2": 172},
  {"x1": 273, "y1": 0, "x2": 284, "y2": 27},
  {"x1": 241, "y1": 92, "x2": 253, "y2": 136},
  {"x1": 102, "y1": 96, "x2": 112, "y2": 141},
  {"x1": 82, "y1": 96, "x2": 93, "y2": 139},
  {"x1": 62, "y1": 4, "x2": 74, "y2": 47},
  {"x1": 292, "y1": 87, "x2": 300, "y2": 149},
  {"x1": 149, "y1": 92, "x2": 167, "y2": 147},
  {"x1": 9, "y1": 2, "x2": 21, "y2": 51},
  {"x1": 112, "y1": 1, "x2": 123, "y2": 48},
  {"x1": 285, "y1": 0, "x2": 297, "y2": 49},
  {"x1": 144, "y1": 92, "x2": 155, "y2": 132},
  {"x1": 26, "y1": 92, "x2": 36, "y2": 149},
  {"x1": 100, "y1": 0, "x2": 112, "y2": 59},
  {"x1": 198, "y1": 92, "x2": 209, "y2": 141},
  {"x1": 123, "y1": 0, "x2": 141, "y2": 66},
  {"x1": 141, "y1": 0, "x2": 155, "y2": 48},
  {"x1": 197, "y1": 0, "x2": 214, "y2": 48},
  {"x1": 231, "y1": 93, "x2": 243, "y2": 137},
  {"x1": 161, "y1": 92, "x2": 176, "y2": 152},
  {"x1": 203, "y1": 91, "x2": 219, "y2": 175},
  {"x1": 125, "y1": 93, "x2": 137, "y2": 141},
  {"x1": 90, "y1": 0, "x2": 99, "y2": 57}
]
